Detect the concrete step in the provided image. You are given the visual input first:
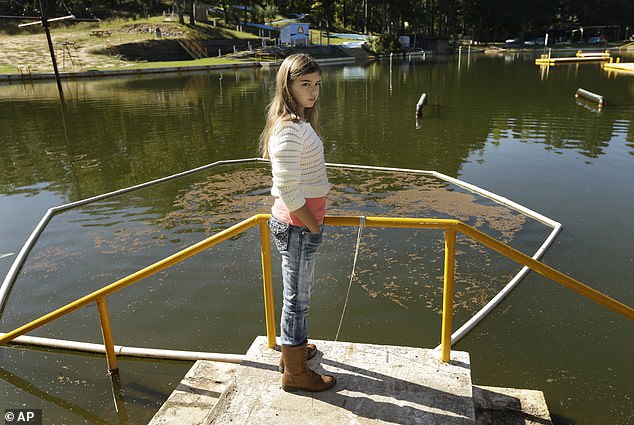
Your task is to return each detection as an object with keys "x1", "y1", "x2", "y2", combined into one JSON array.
[
  {"x1": 150, "y1": 336, "x2": 552, "y2": 425},
  {"x1": 473, "y1": 385, "x2": 552, "y2": 425},
  {"x1": 148, "y1": 360, "x2": 238, "y2": 425}
]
